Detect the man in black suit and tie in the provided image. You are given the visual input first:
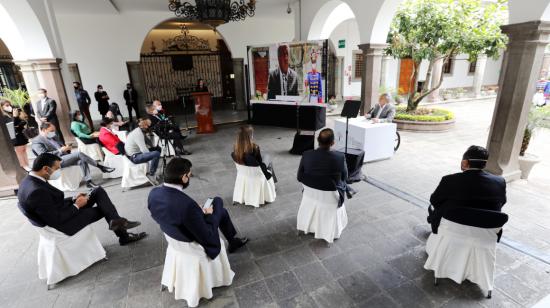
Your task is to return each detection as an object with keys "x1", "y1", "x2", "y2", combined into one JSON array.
[
  {"x1": 267, "y1": 44, "x2": 298, "y2": 100},
  {"x1": 35, "y1": 88, "x2": 64, "y2": 143},
  {"x1": 148, "y1": 158, "x2": 248, "y2": 259},
  {"x1": 17, "y1": 153, "x2": 146, "y2": 245},
  {"x1": 428, "y1": 145, "x2": 507, "y2": 230},
  {"x1": 297, "y1": 128, "x2": 356, "y2": 207},
  {"x1": 123, "y1": 83, "x2": 140, "y2": 122},
  {"x1": 366, "y1": 93, "x2": 396, "y2": 123}
]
